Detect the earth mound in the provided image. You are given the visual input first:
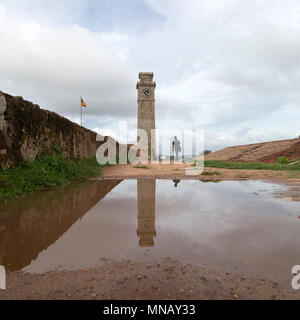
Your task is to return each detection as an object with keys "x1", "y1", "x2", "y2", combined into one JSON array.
[{"x1": 206, "y1": 139, "x2": 300, "y2": 163}]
